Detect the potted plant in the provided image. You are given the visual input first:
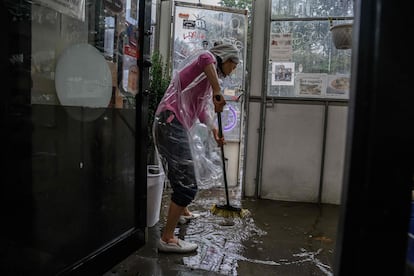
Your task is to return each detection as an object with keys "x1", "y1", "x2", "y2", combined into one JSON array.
[
  {"x1": 146, "y1": 51, "x2": 170, "y2": 227},
  {"x1": 329, "y1": 0, "x2": 354, "y2": 50},
  {"x1": 330, "y1": 22, "x2": 353, "y2": 50},
  {"x1": 147, "y1": 51, "x2": 171, "y2": 166}
]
